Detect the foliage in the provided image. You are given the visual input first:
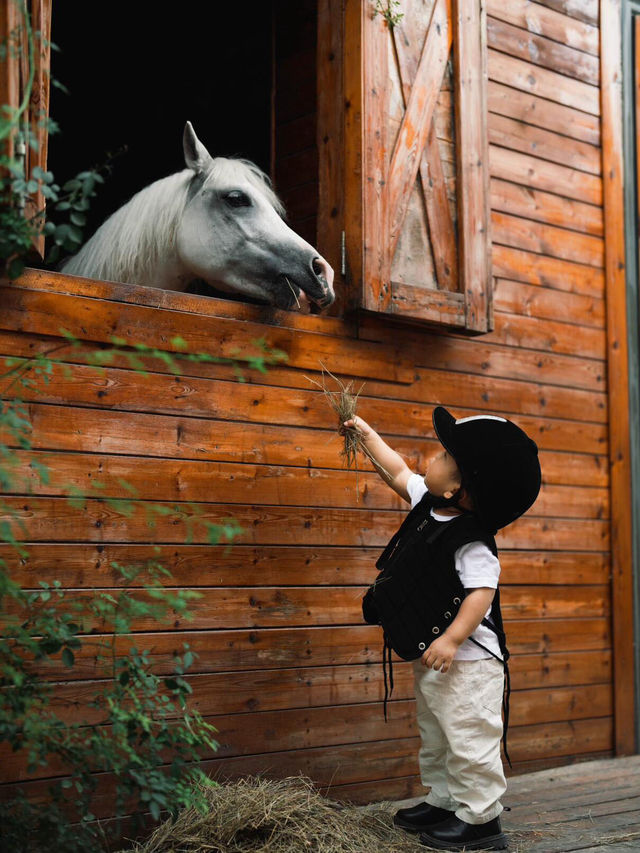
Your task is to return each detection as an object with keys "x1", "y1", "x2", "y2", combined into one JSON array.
[
  {"x1": 0, "y1": 334, "x2": 286, "y2": 852},
  {"x1": 0, "y1": 0, "x2": 106, "y2": 279},
  {"x1": 372, "y1": 0, "x2": 404, "y2": 29}
]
